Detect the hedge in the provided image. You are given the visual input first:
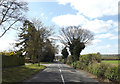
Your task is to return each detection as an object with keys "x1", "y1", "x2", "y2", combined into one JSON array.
[
  {"x1": 70, "y1": 54, "x2": 101, "y2": 70},
  {"x1": 2, "y1": 55, "x2": 25, "y2": 68},
  {"x1": 65, "y1": 53, "x2": 120, "y2": 83},
  {"x1": 88, "y1": 63, "x2": 119, "y2": 82}
]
